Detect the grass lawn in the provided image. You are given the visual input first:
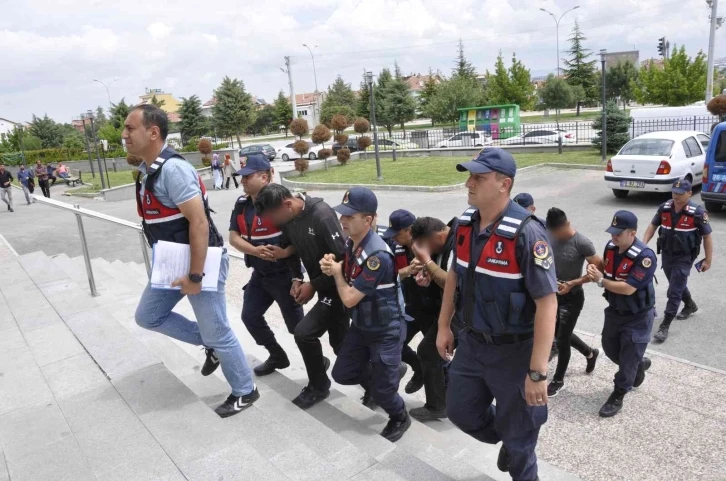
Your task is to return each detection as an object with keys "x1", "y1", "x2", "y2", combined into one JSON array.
[
  {"x1": 70, "y1": 170, "x2": 138, "y2": 194},
  {"x1": 297, "y1": 150, "x2": 603, "y2": 187}
]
